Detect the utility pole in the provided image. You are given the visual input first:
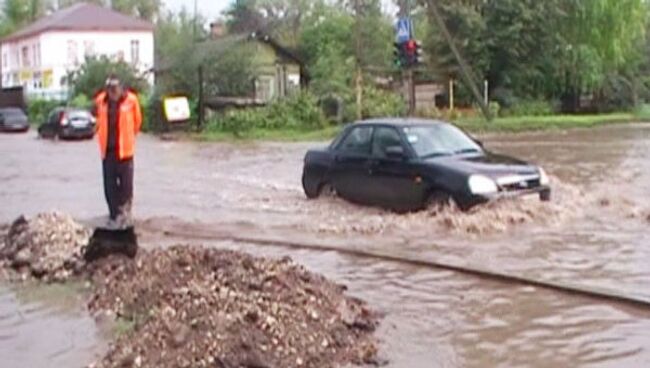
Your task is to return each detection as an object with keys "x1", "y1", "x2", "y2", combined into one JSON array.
[
  {"x1": 198, "y1": 65, "x2": 204, "y2": 130},
  {"x1": 193, "y1": 0, "x2": 198, "y2": 42},
  {"x1": 354, "y1": 0, "x2": 363, "y2": 120},
  {"x1": 427, "y1": 0, "x2": 492, "y2": 121},
  {"x1": 407, "y1": 69, "x2": 416, "y2": 115},
  {"x1": 402, "y1": 0, "x2": 416, "y2": 115}
]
